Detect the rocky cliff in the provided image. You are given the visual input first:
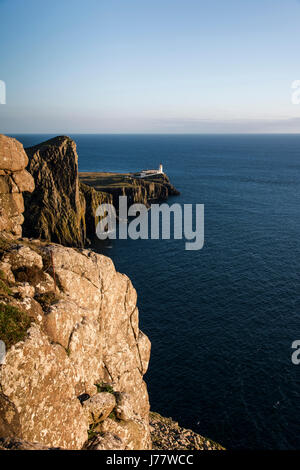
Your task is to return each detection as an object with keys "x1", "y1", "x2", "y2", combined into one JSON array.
[
  {"x1": 23, "y1": 136, "x2": 179, "y2": 247},
  {"x1": 0, "y1": 135, "x2": 151, "y2": 449},
  {"x1": 0, "y1": 236, "x2": 151, "y2": 449},
  {"x1": 23, "y1": 136, "x2": 87, "y2": 247},
  {"x1": 0, "y1": 135, "x2": 223, "y2": 451},
  {"x1": 79, "y1": 171, "x2": 180, "y2": 212},
  {"x1": 0, "y1": 135, "x2": 34, "y2": 238}
]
